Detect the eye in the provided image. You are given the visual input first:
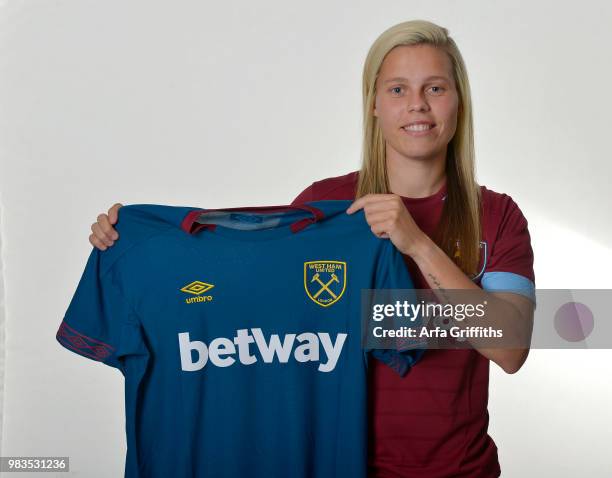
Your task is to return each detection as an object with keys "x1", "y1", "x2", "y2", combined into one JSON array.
[
  {"x1": 429, "y1": 86, "x2": 445, "y2": 95},
  {"x1": 390, "y1": 86, "x2": 403, "y2": 95}
]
